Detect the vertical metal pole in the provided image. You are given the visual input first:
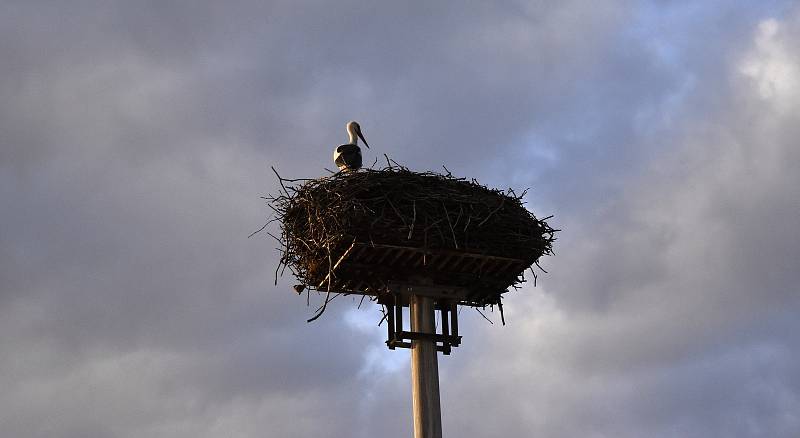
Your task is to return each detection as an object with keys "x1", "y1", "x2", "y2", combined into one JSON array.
[{"x1": 410, "y1": 295, "x2": 442, "y2": 438}]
